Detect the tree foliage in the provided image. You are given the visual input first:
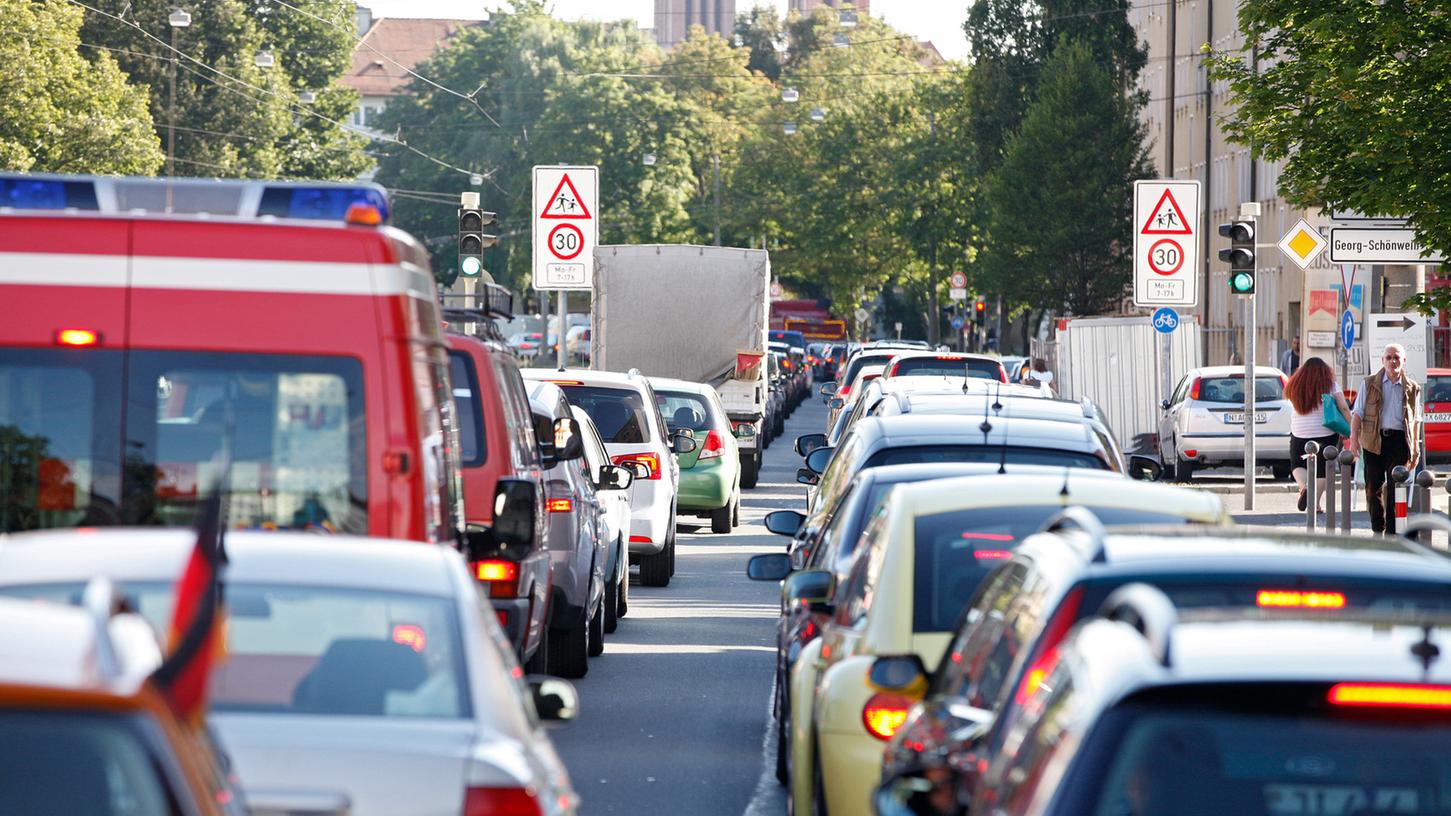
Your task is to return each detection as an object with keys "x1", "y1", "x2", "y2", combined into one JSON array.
[
  {"x1": 0, "y1": 0, "x2": 162, "y2": 174},
  {"x1": 1206, "y1": 1, "x2": 1451, "y2": 312}
]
